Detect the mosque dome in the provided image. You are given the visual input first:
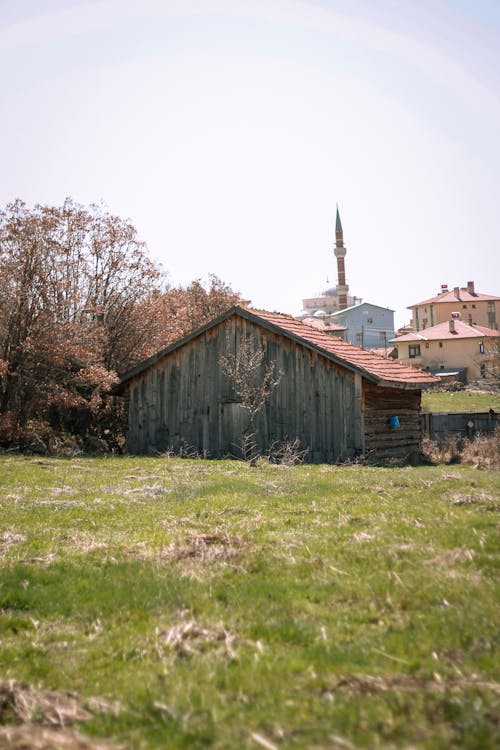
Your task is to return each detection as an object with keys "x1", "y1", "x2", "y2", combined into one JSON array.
[{"x1": 322, "y1": 287, "x2": 338, "y2": 297}]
